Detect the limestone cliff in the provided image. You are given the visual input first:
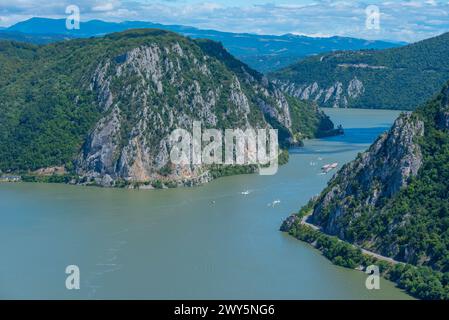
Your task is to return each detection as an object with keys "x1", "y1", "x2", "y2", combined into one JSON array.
[
  {"x1": 73, "y1": 30, "x2": 335, "y2": 186},
  {"x1": 283, "y1": 82, "x2": 449, "y2": 271},
  {"x1": 310, "y1": 113, "x2": 425, "y2": 236},
  {"x1": 270, "y1": 32, "x2": 449, "y2": 110},
  {"x1": 0, "y1": 29, "x2": 336, "y2": 185},
  {"x1": 275, "y1": 77, "x2": 364, "y2": 109}
]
